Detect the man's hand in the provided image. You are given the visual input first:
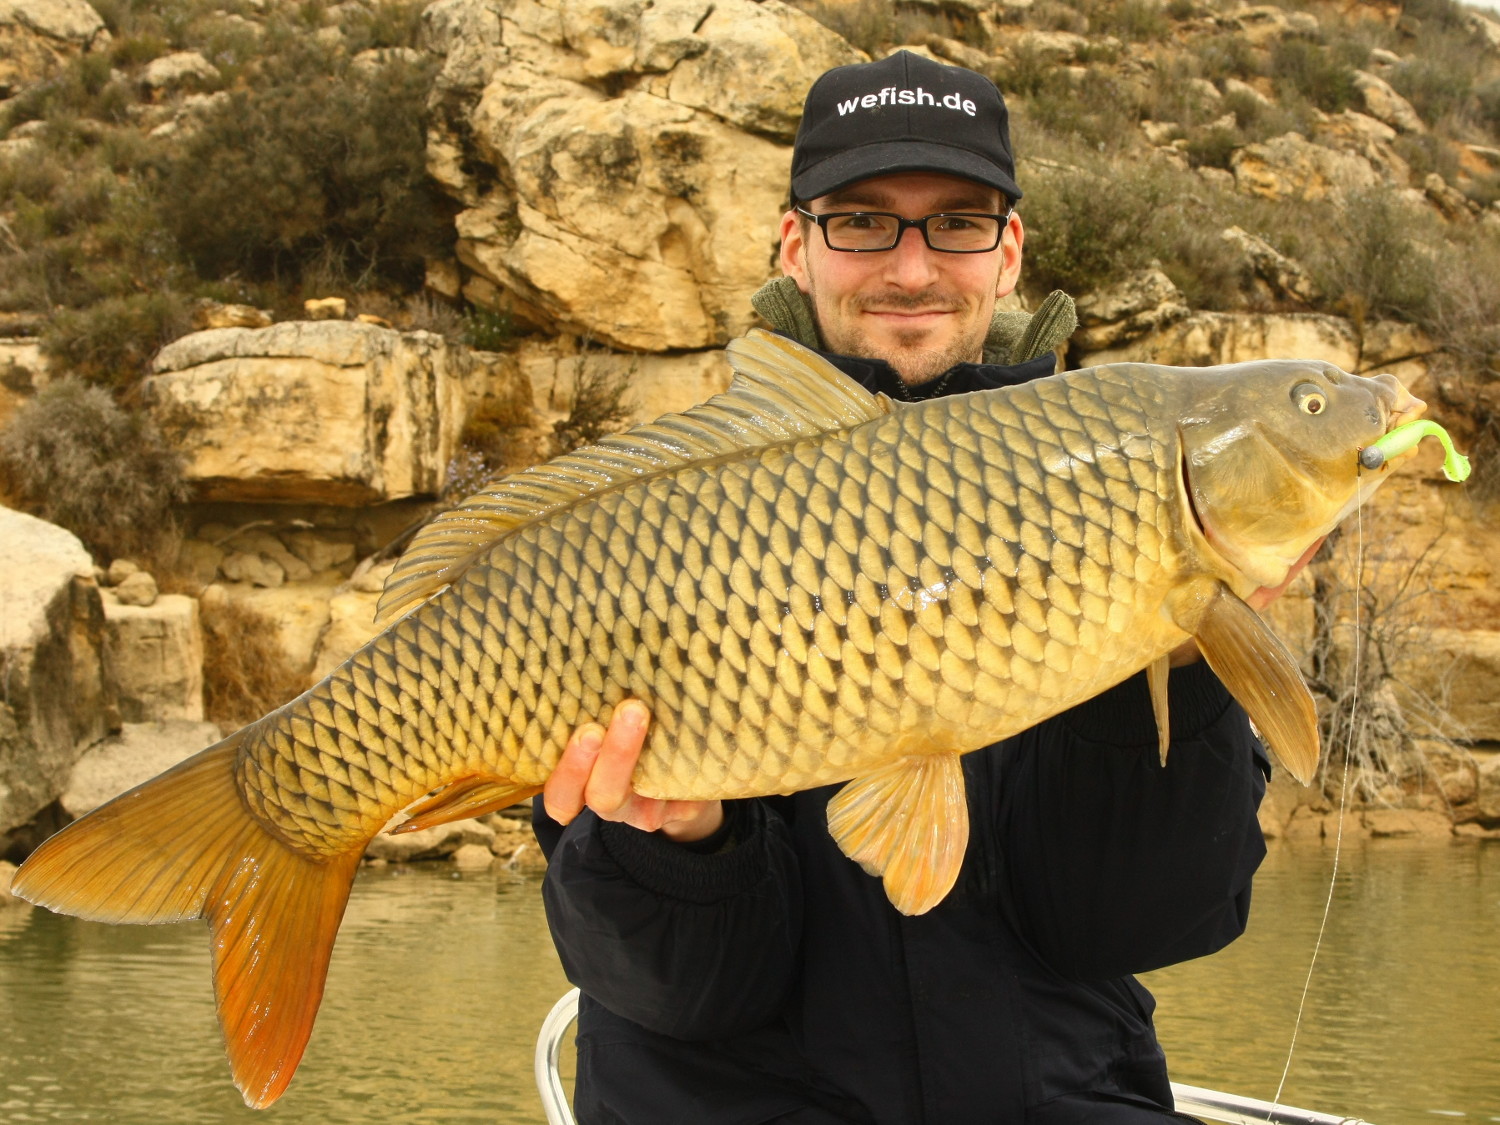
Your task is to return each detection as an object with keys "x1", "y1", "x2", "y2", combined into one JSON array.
[{"x1": 543, "y1": 700, "x2": 725, "y2": 844}]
